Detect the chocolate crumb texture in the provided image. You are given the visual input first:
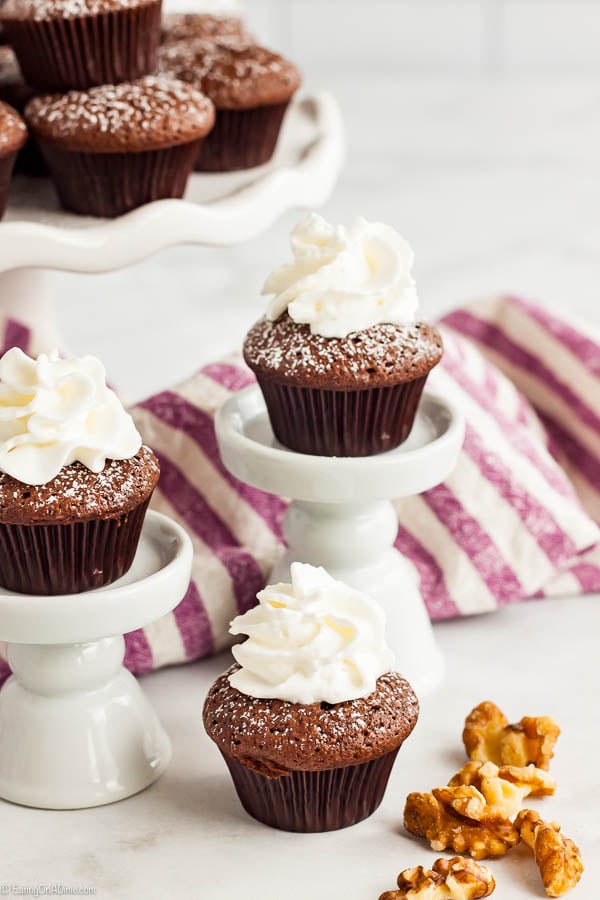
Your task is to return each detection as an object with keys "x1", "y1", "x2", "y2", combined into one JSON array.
[
  {"x1": 244, "y1": 313, "x2": 444, "y2": 389},
  {"x1": 0, "y1": 98, "x2": 27, "y2": 153},
  {"x1": 0, "y1": 445, "x2": 160, "y2": 524},
  {"x1": 25, "y1": 76, "x2": 215, "y2": 153},
  {"x1": 203, "y1": 666, "x2": 419, "y2": 772},
  {"x1": 159, "y1": 38, "x2": 301, "y2": 110}
]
